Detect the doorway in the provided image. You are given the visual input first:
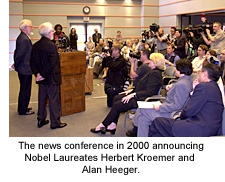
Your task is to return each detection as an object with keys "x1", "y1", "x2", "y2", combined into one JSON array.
[{"x1": 70, "y1": 23, "x2": 102, "y2": 51}]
